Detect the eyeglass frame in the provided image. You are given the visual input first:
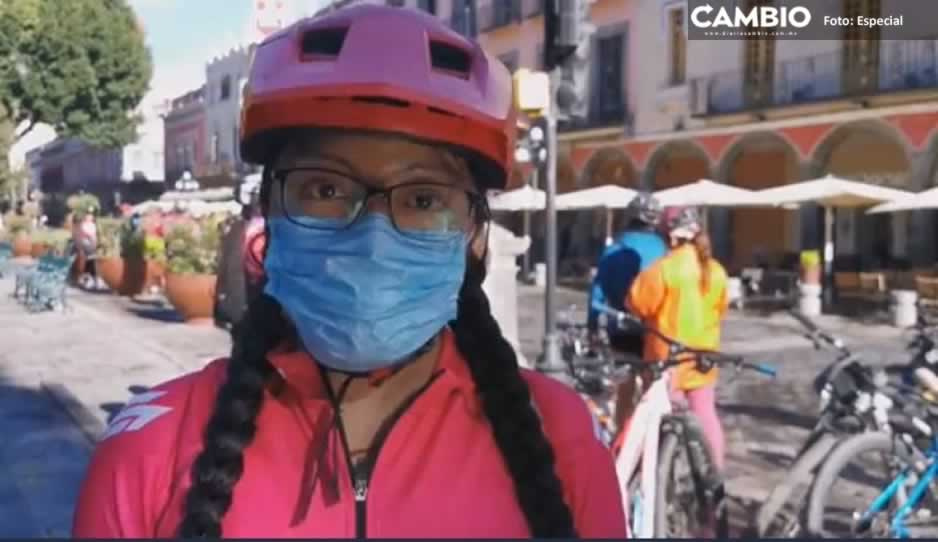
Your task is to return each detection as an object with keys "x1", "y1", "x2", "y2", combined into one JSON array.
[{"x1": 270, "y1": 167, "x2": 492, "y2": 235}]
